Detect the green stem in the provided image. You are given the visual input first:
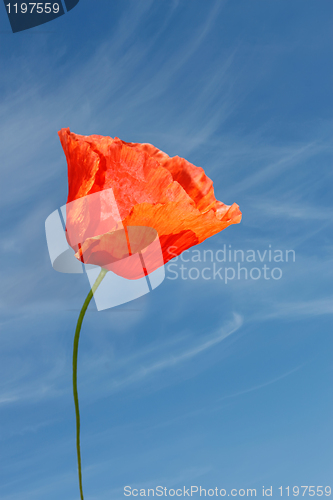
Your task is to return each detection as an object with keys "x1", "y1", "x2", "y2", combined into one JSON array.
[{"x1": 73, "y1": 267, "x2": 108, "y2": 500}]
